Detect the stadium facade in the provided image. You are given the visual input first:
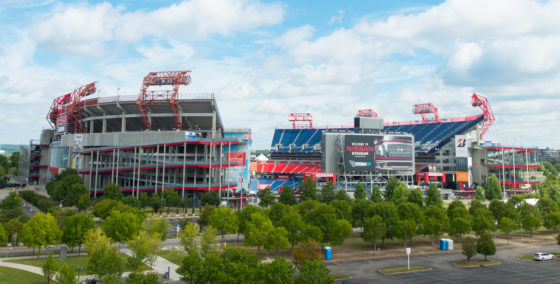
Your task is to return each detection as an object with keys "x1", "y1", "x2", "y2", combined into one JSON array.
[{"x1": 20, "y1": 71, "x2": 251, "y2": 205}]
